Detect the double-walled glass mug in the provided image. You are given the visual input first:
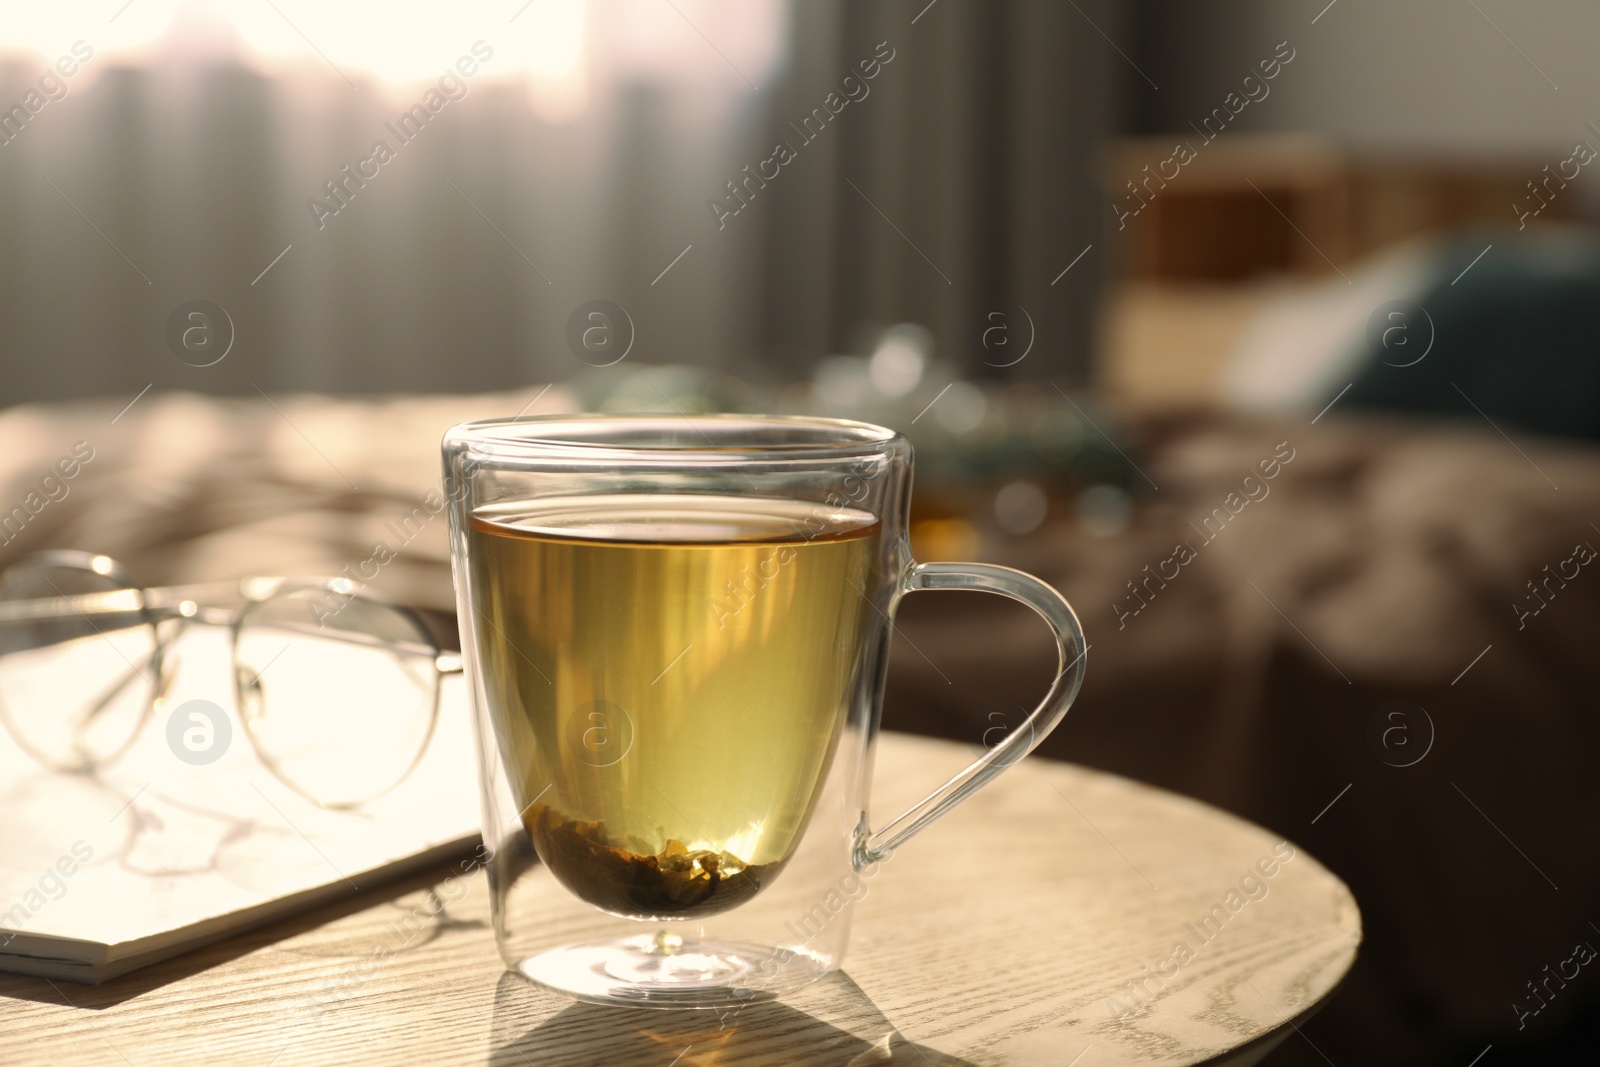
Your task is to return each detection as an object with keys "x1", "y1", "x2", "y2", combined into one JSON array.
[{"x1": 442, "y1": 414, "x2": 1087, "y2": 1008}]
